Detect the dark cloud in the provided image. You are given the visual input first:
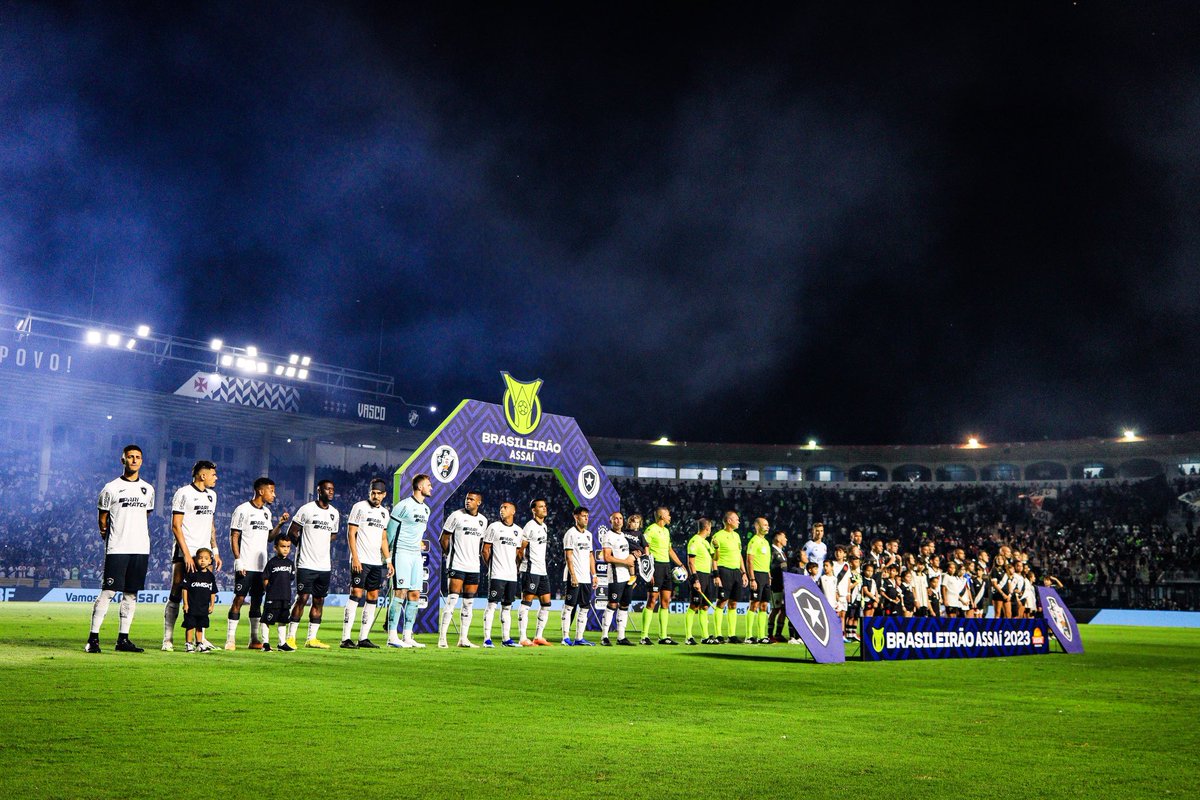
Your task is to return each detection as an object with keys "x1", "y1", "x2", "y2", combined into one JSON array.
[{"x1": 2, "y1": 3, "x2": 1198, "y2": 444}]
